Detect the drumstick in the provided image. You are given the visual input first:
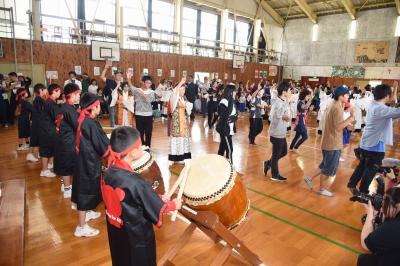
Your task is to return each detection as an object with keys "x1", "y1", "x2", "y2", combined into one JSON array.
[
  {"x1": 166, "y1": 170, "x2": 185, "y2": 198},
  {"x1": 171, "y1": 162, "x2": 191, "y2": 222}
]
